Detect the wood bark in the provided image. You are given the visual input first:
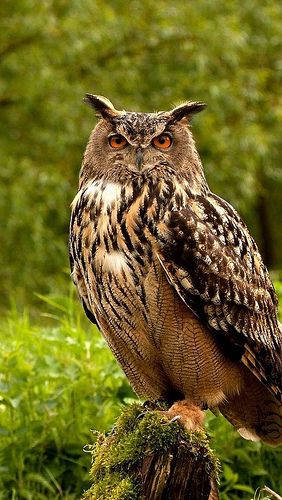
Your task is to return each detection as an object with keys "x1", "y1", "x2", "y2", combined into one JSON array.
[{"x1": 138, "y1": 437, "x2": 218, "y2": 500}]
